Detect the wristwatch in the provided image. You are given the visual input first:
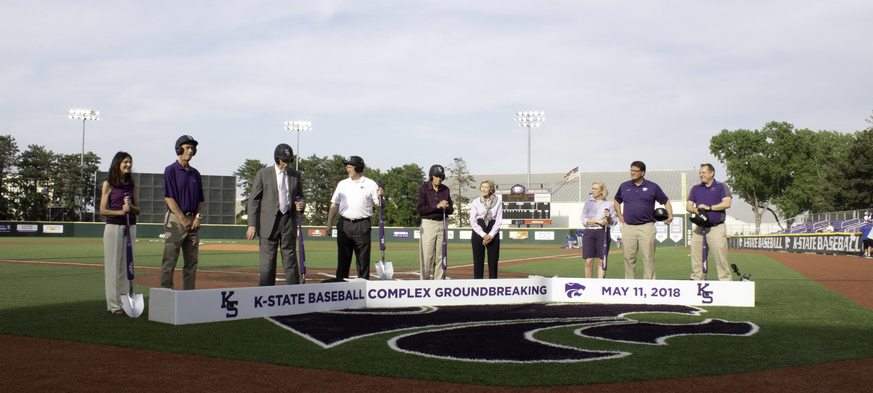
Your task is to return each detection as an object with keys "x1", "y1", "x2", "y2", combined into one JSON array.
[{"x1": 196, "y1": 213, "x2": 203, "y2": 219}]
